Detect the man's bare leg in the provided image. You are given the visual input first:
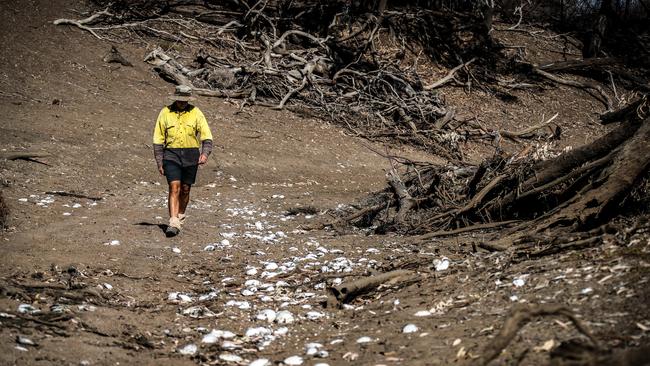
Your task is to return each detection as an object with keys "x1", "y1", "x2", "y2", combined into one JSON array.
[
  {"x1": 168, "y1": 181, "x2": 181, "y2": 218},
  {"x1": 179, "y1": 183, "x2": 191, "y2": 216}
]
